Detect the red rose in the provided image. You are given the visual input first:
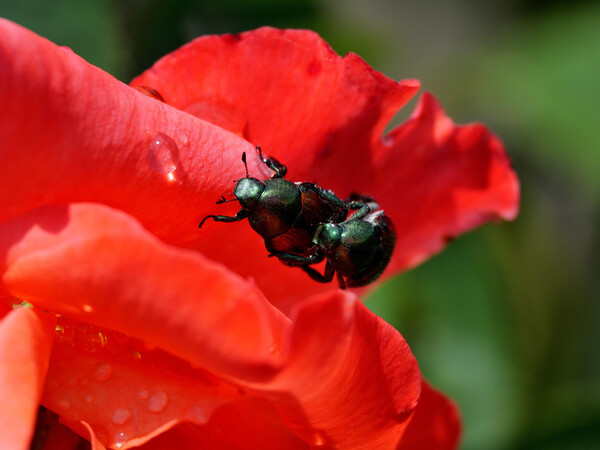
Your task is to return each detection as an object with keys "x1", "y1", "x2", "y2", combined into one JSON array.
[{"x1": 0, "y1": 20, "x2": 518, "y2": 449}]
